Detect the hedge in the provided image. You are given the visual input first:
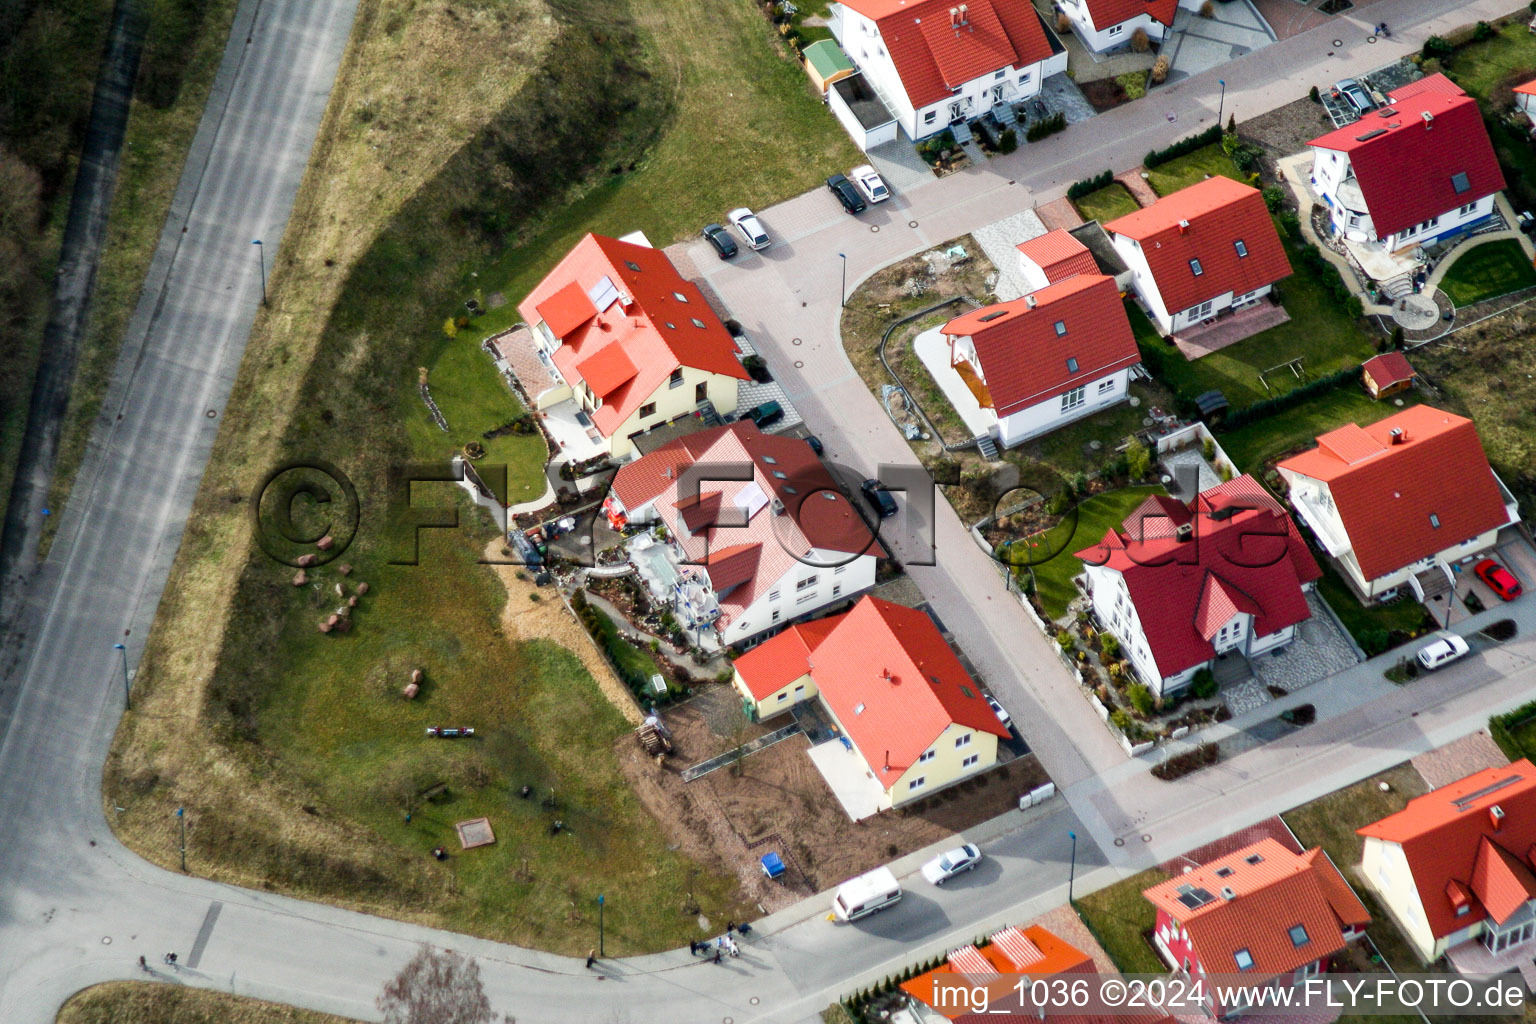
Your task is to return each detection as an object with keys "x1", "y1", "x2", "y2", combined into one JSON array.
[
  {"x1": 1295, "y1": 241, "x2": 1364, "y2": 317},
  {"x1": 1026, "y1": 111, "x2": 1066, "y2": 142},
  {"x1": 1068, "y1": 169, "x2": 1114, "y2": 199},
  {"x1": 1490, "y1": 698, "x2": 1536, "y2": 761},
  {"x1": 1144, "y1": 124, "x2": 1222, "y2": 168},
  {"x1": 1220, "y1": 365, "x2": 1360, "y2": 430}
]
